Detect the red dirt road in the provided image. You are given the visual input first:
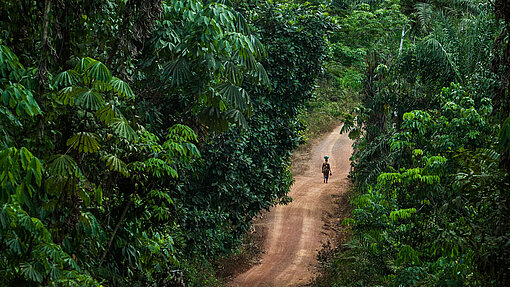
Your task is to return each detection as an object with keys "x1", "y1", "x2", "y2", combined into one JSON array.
[{"x1": 230, "y1": 126, "x2": 352, "y2": 287}]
